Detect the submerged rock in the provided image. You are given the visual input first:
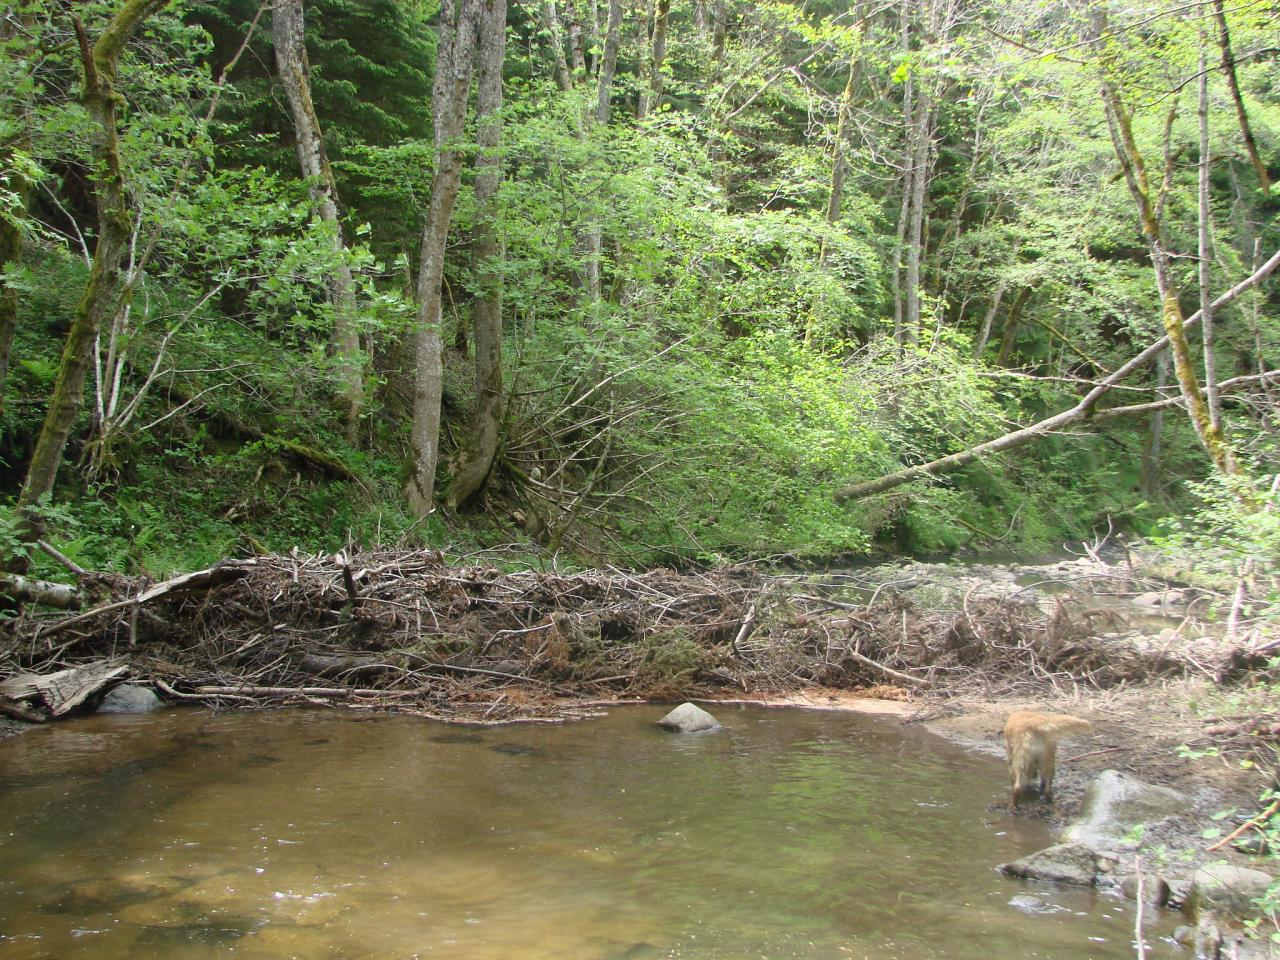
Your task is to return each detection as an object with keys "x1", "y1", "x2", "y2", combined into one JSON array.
[
  {"x1": 1001, "y1": 842, "x2": 1099, "y2": 887},
  {"x1": 98, "y1": 684, "x2": 165, "y2": 714},
  {"x1": 657, "y1": 703, "x2": 720, "y2": 733},
  {"x1": 1185, "y1": 864, "x2": 1276, "y2": 923},
  {"x1": 1061, "y1": 770, "x2": 1188, "y2": 850}
]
